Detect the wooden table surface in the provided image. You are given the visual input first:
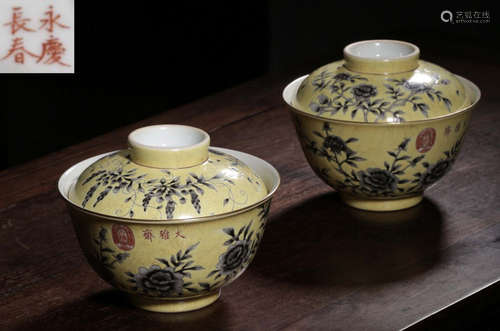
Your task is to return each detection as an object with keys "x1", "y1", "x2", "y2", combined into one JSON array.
[{"x1": 1, "y1": 59, "x2": 499, "y2": 330}]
